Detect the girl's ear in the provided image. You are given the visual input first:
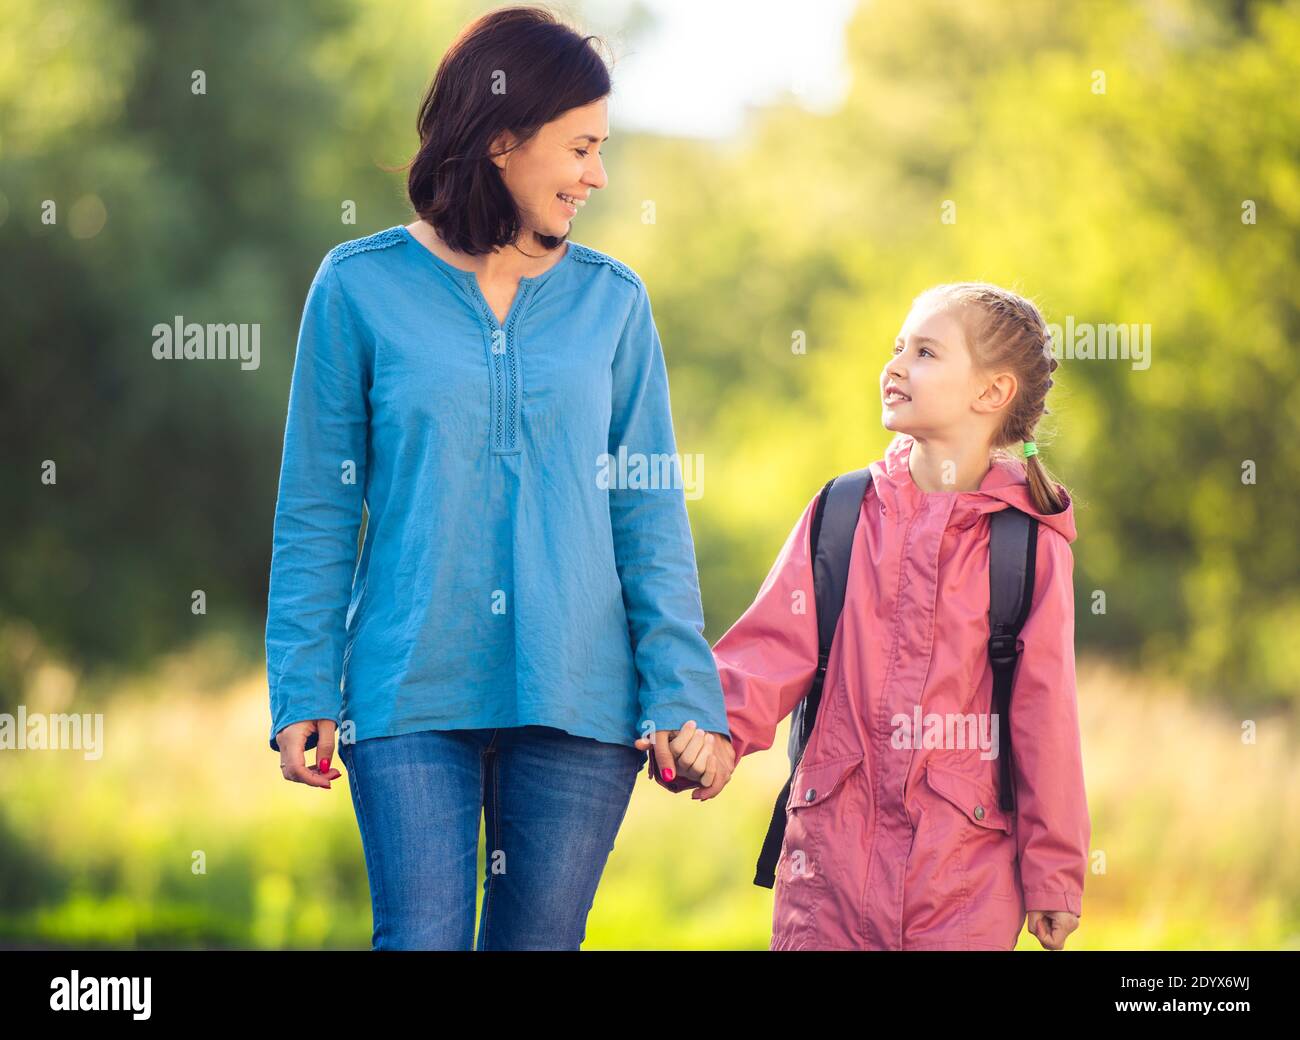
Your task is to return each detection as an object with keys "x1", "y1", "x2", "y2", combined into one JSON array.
[{"x1": 978, "y1": 371, "x2": 1019, "y2": 414}]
